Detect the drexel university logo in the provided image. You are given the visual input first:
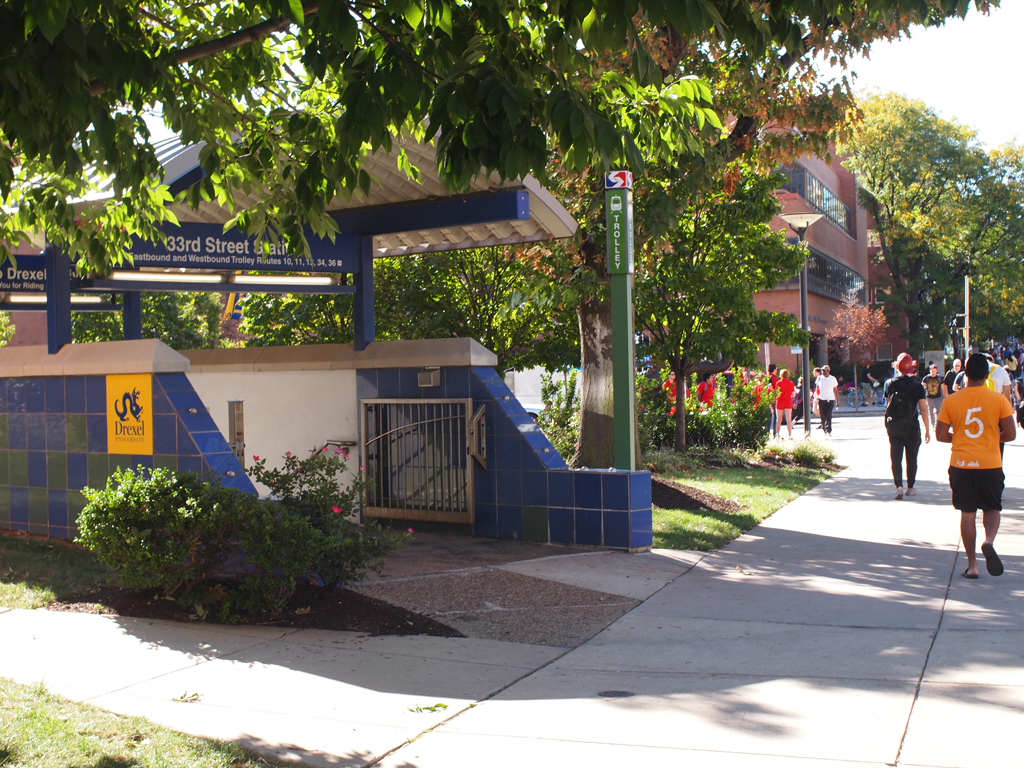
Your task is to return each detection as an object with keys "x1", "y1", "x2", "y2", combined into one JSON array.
[
  {"x1": 114, "y1": 388, "x2": 144, "y2": 423},
  {"x1": 106, "y1": 374, "x2": 153, "y2": 455}
]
